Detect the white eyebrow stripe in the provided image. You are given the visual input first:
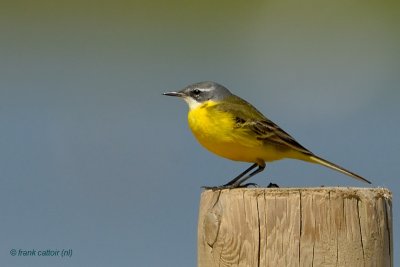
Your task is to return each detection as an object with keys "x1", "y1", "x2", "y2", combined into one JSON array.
[{"x1": 196, "y1": 87, "x2": 213, "y2": 92}]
